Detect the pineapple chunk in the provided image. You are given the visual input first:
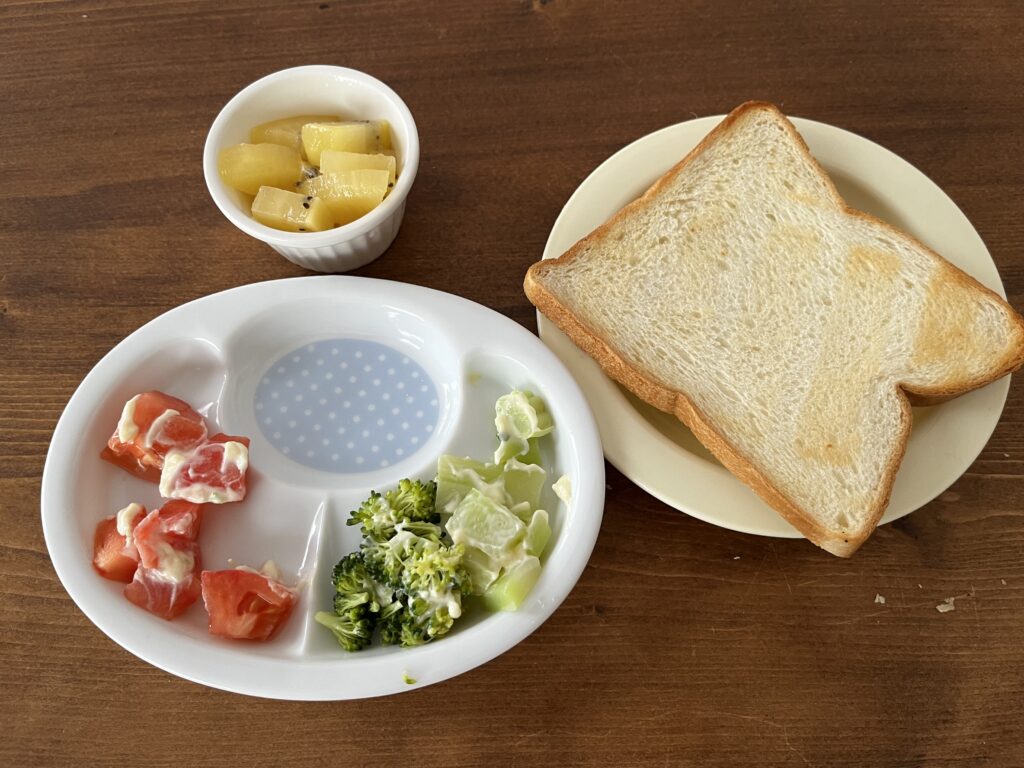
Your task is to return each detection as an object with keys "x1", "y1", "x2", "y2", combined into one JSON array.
[
  {"x1": 251, "y1": 186, "x2": 335, "y2": 232},
  {"x1": 218, "y1": 143, "x2": 303, "y2": 196},
  {"x1": 299, "y1": 169, "x2": 390, "y2": 225},
  {"x1": 251, "y1": 114, "x2": 340, "y2": 156},
  {"x1": 301, "y1": 121, "x2": 392, "y2": 165},
  {"x1": 319, "y1": 151, "x2": 397, "y2": 188}
]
